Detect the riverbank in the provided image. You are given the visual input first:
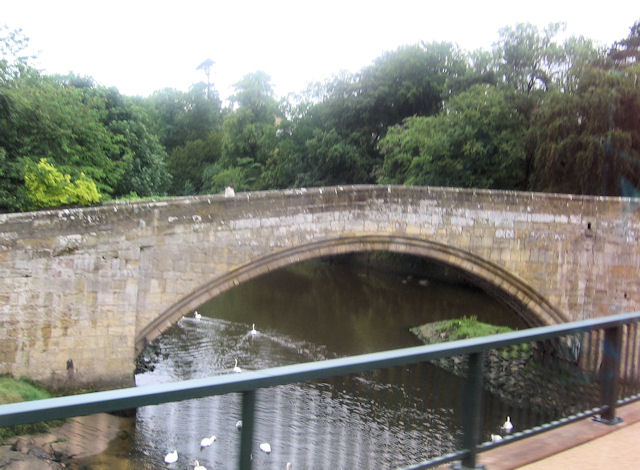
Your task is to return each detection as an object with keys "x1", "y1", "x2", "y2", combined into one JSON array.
[
  {"x1": 1, "y1": 376, "x2": 132, "y2": 468},
  {"x1": 0, "y1": 413, "x2": 132, "y2": 469}
]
